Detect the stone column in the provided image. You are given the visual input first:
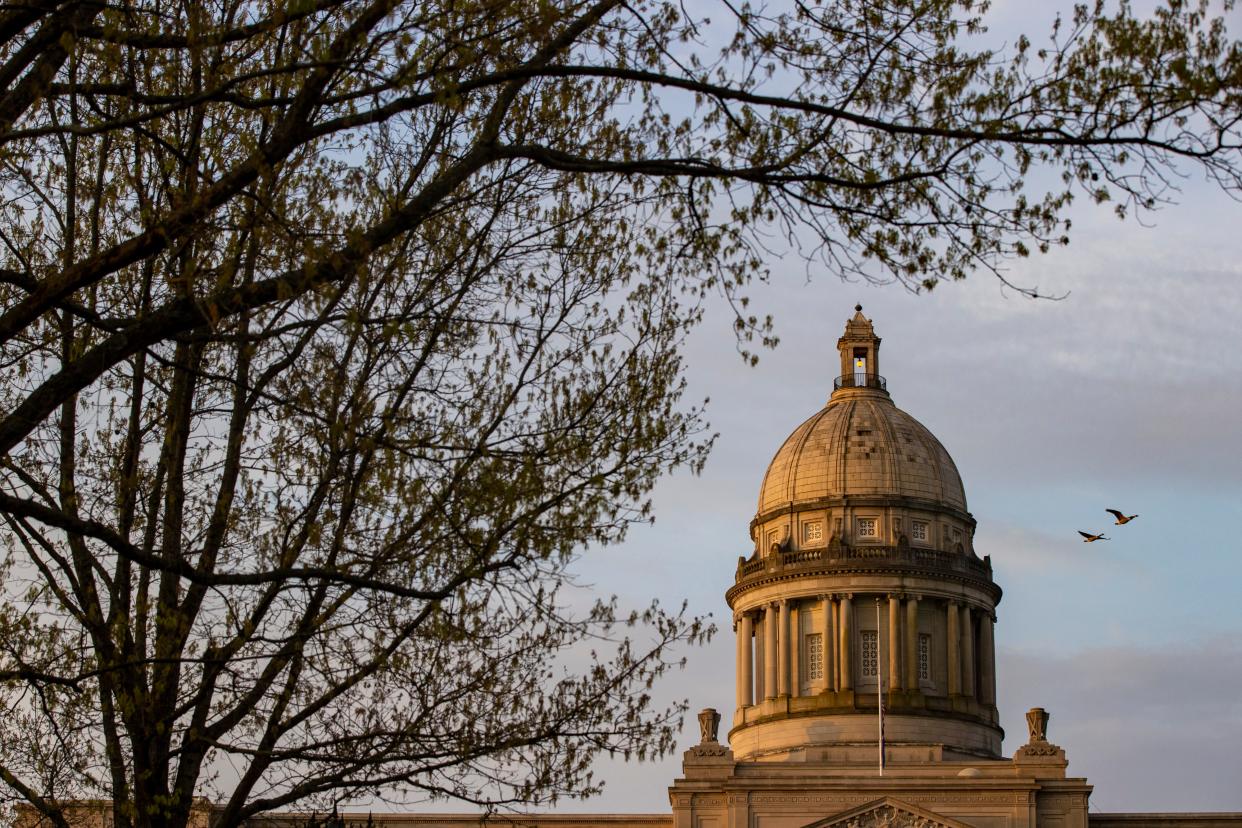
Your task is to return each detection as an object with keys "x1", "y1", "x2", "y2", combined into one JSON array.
[
  {"x1": 904, "y1": 595, "x2": 920, "y2": 691},
  {"x1": 961, "y1": 604, "x2": 975, "y2": 698},
  {"x1": 946, "y1": 601, "x2": 960, "y2": 696},
  {"x1": 738, "y1": 612, "x2": 754, "y2": 708},
  {"x1": 821, "y1": 595, "x2": 835, "y2": 692},
  {"x1": 979, "y1": 611, "x2": 996, "y2": 706},
  {"x1": 778, "y1": 598, "x2": 791, "y2": 697},
  {"x1": 789, "y1": 602, "x2": 801, "y2": 697},
  {"x1": 887, "y1": 594, "x2": 901, "y2": 693},
  {"x1": 754, "y1": 612, "x2": 765, "y2": 701},
  {"x1": 765, "y1": 603, "x2": 778, "y2": 699},
  {"x1": 838, "y1": 594, "x2": 854, "y2": 691}
]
